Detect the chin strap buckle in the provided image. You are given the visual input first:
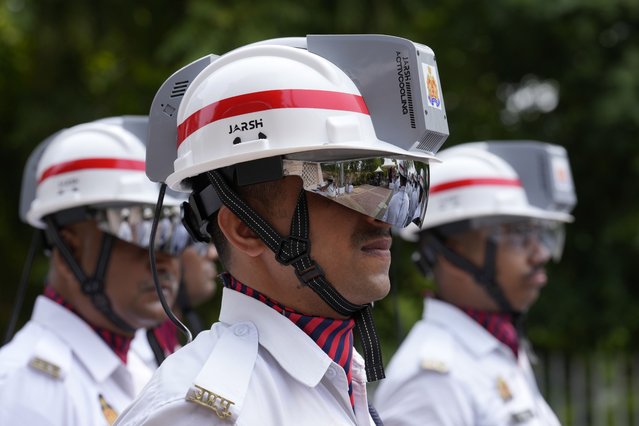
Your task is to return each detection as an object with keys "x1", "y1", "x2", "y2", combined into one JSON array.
[{"x1": 295, "y1": 261, "x2": 324, "y2": 285}]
